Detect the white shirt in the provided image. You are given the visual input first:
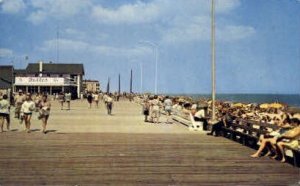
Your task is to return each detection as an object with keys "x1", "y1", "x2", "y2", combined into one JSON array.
[
  {"x1": 93, "y1": 94, "x2": 99, "y2": 101},
  {"x1": 0, "y1": 99, "x2": 10, "y2": 114},
  {"x1": 65, "y1": 93, "x2": 71, "y2": 101},
  {"x1": 106, "y1": 97, "x2": 113, "y2": 103},
  {"x1": 21, "y1": 101, "x2": 36, "y2": 114},
  {"x1": 103, "y1": 95, "x2": 108, "y2": 102},
  {"x1": 151, "y1": 99, "x2": 160, "y2": 111},
  {"x1": 164, "y1": 99, "x2": 172, "y2": 110},
  {"x1": 195, "y1": 109, "x2": 205, "y2": 119}
]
